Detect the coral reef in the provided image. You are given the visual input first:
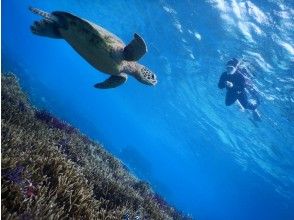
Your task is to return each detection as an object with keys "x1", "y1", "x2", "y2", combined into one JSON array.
[{"x1": 1, "y1": 73, "x2": 191, "y2": 220}]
